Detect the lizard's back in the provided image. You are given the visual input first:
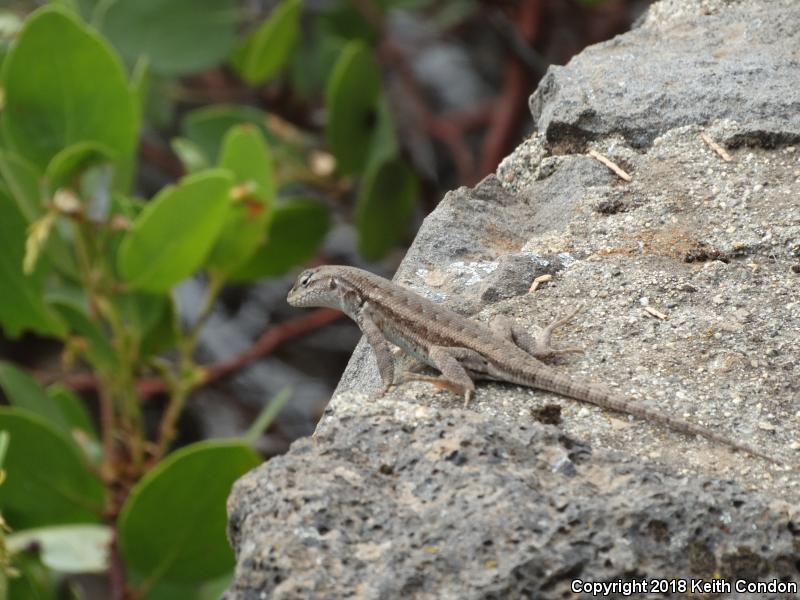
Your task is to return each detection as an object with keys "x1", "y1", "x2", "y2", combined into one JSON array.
[{"x1": 343, "y1": 267, "x2": 532, "y2": 365}]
